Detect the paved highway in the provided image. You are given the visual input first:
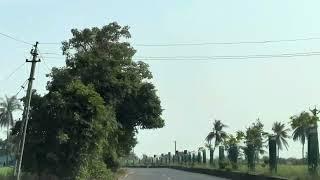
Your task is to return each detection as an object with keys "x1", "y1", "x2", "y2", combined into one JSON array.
[{"x1": 121, "y1": 168, "x2": 229, "y2": 180}]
